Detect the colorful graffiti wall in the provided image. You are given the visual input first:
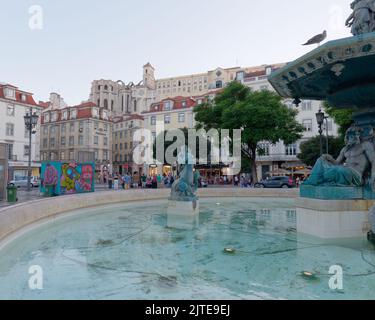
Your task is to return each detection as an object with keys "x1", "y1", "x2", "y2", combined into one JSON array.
[{"x1": 40, "y1": 162, "x2": 95, "y2": 195}]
